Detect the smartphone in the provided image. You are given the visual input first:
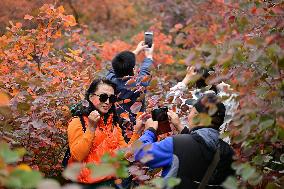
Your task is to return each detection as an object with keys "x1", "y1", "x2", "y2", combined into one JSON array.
[
  {"x1": 144, "y1": 31, "x2": 153, "y2": 48},
  {"x1": 151, "y1": 107, "x2": 171, "y2": 135}
]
